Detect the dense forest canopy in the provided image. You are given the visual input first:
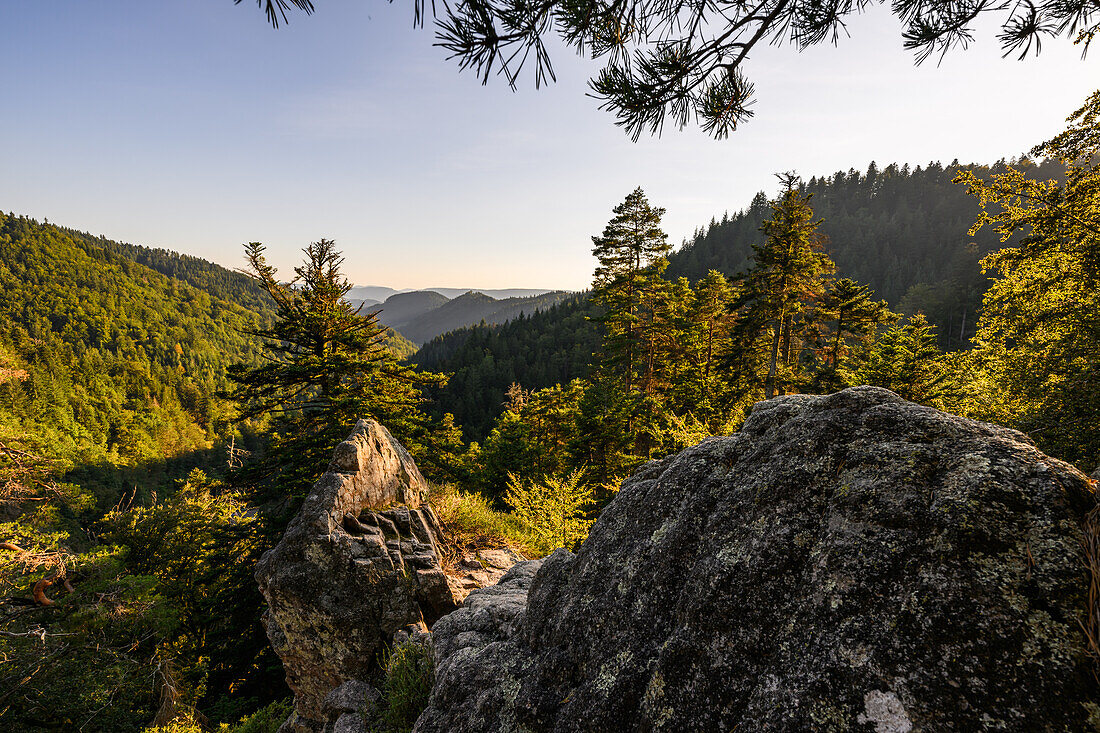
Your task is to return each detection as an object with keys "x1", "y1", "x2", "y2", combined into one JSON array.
[{"x1": 0, "y1": 212, "x2": 268, "y2": 474}]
